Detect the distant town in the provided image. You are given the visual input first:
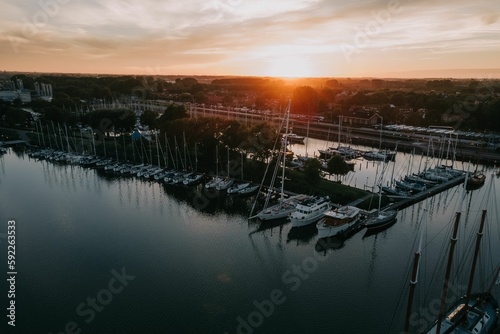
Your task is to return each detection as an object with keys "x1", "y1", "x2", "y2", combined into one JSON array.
[{"x1": 1, "y1": 72, "x2": 499, "y2": 152}]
